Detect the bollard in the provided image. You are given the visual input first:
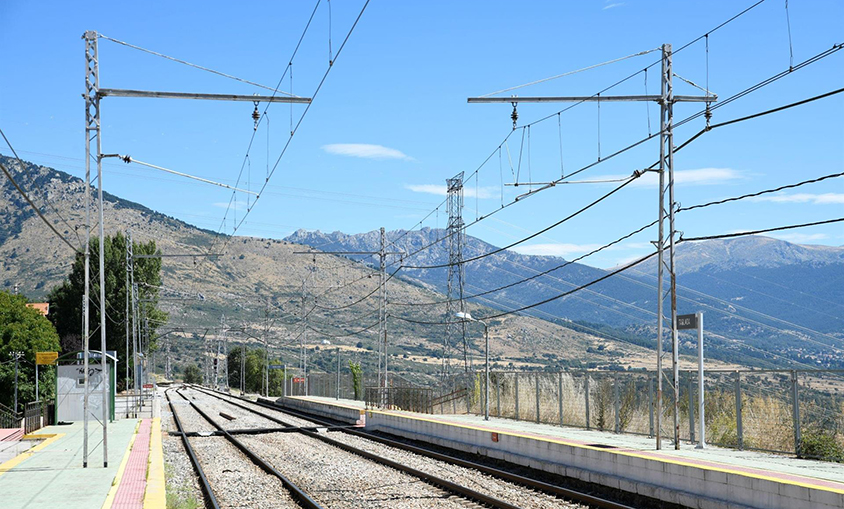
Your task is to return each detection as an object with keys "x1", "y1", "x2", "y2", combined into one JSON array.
[
  {"x1": 515, "y1": 373, "x2": 520, "y2": 420},
  {"x1": 735, "y1": 371, "x2": 743, "y2": 450},
  {"x1": 614, "y1": 374, "x2": 620, "y2": 433},
  {"x1": 648, "y1": 375, "x2": 654, "y2": 438},
  {"x1": 558, "y1": 372, "x2": 564, "y2": 427},
  {"x1": 585, "y1": 374, "x2": 591, "y2": 430},
  {"x1": 689, "y1": 373, "x2": 695, "y2": 443},
  {"x1": 535, "y1": 373, "x2": 541, "y2": 424}
]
